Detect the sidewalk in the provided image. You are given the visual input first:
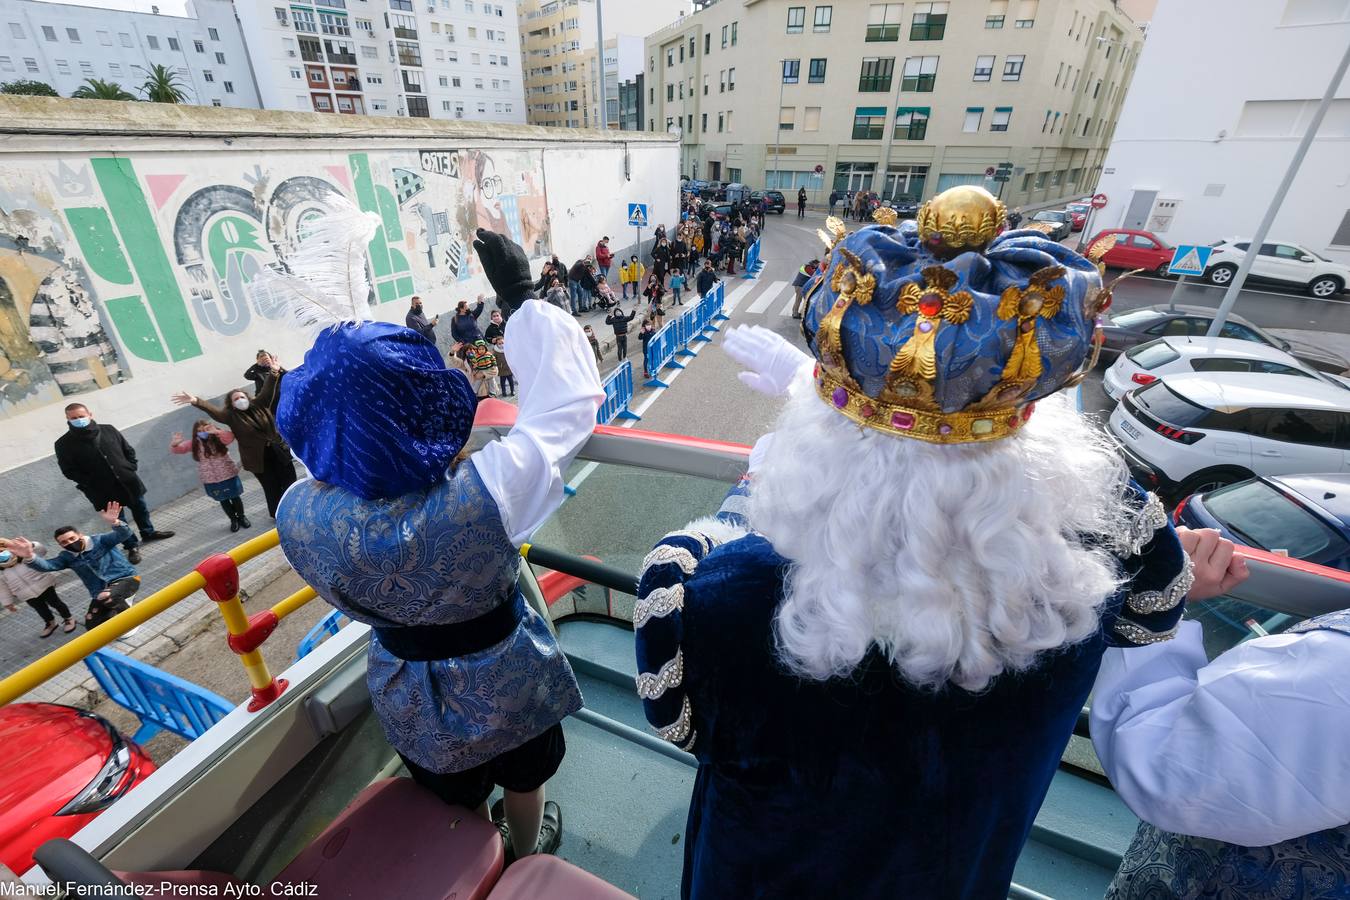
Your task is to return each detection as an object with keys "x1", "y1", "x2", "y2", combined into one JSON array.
[{"x1": 2, "y1": 475, "x2": 293, "y2": 705}]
